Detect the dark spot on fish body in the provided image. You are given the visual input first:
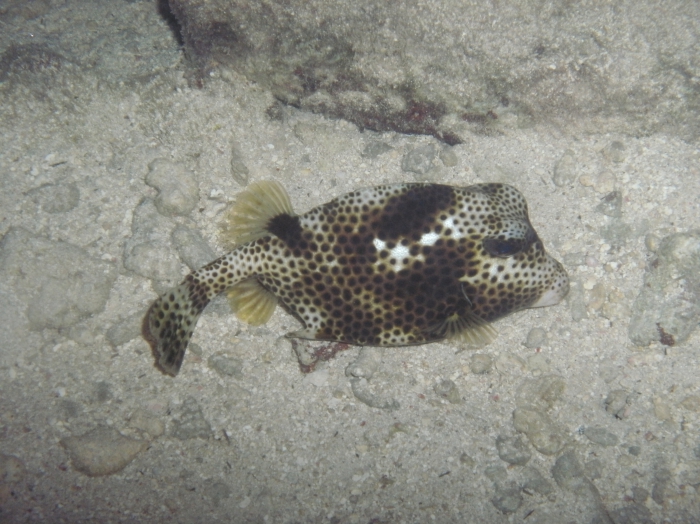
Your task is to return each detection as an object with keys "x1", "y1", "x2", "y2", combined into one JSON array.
[
  {"x1": 267, "y1": 213, "x2": 303, "y2": 247},
  {"x1": 375, "y1": 185, "x2": 454, "y2": 240}
]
